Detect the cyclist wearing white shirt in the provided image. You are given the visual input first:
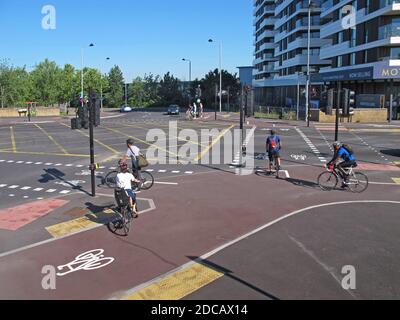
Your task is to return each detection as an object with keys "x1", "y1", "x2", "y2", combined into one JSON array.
[
  {"x1": 116, "y1": 161, "x2": 140, "y2": 218},
  {"x1": 123, "y1": 139, "x2": 142, "y2": 178}
]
